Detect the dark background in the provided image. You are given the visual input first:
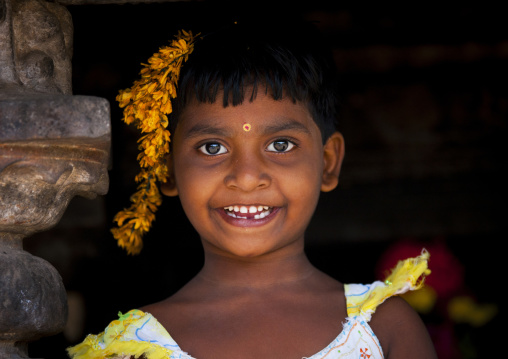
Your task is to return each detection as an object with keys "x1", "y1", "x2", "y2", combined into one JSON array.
[{"x1": 25, "y1": 2, "x2": 505, "y2": 358}]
